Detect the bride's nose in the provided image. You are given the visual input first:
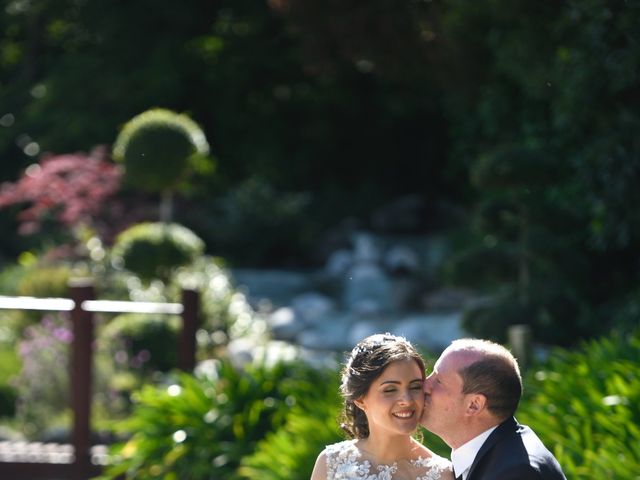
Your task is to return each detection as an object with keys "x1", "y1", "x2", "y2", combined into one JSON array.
[{"x1": 397, "y1": 389, "x2": 414, "y2": 405}]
